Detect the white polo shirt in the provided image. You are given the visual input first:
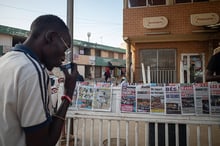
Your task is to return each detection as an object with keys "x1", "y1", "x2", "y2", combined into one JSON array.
[{"x1": 0, "y1": 45, "x2": 52, "y2": 146}]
